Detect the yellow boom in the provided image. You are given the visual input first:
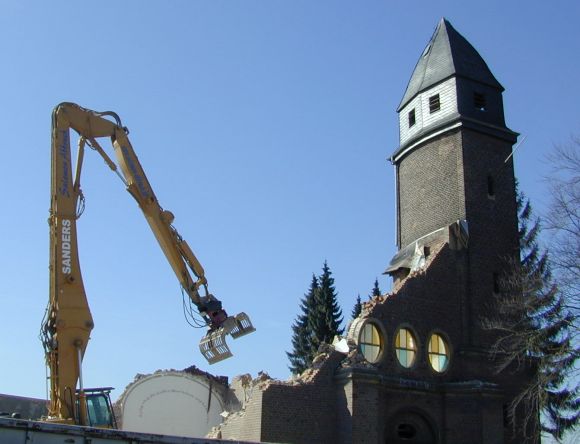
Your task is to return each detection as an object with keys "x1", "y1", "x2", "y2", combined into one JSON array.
[{"x1": 40, "y1": 103, "x2": 254, "y2": 425}]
